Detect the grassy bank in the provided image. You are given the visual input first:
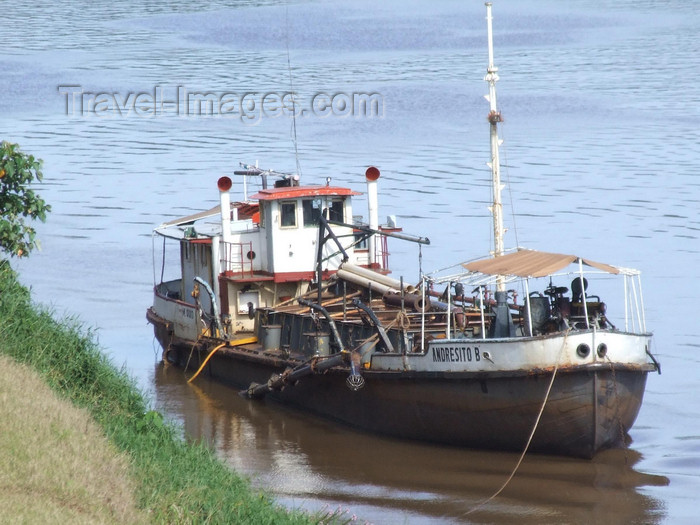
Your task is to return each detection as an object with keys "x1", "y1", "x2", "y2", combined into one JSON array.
[
  {"x1": 0, "y1": 353, "x2": 147, "y2": 523},
  {"x1": 0, "y1": 261, "x2": 316, "y2": 524}
]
